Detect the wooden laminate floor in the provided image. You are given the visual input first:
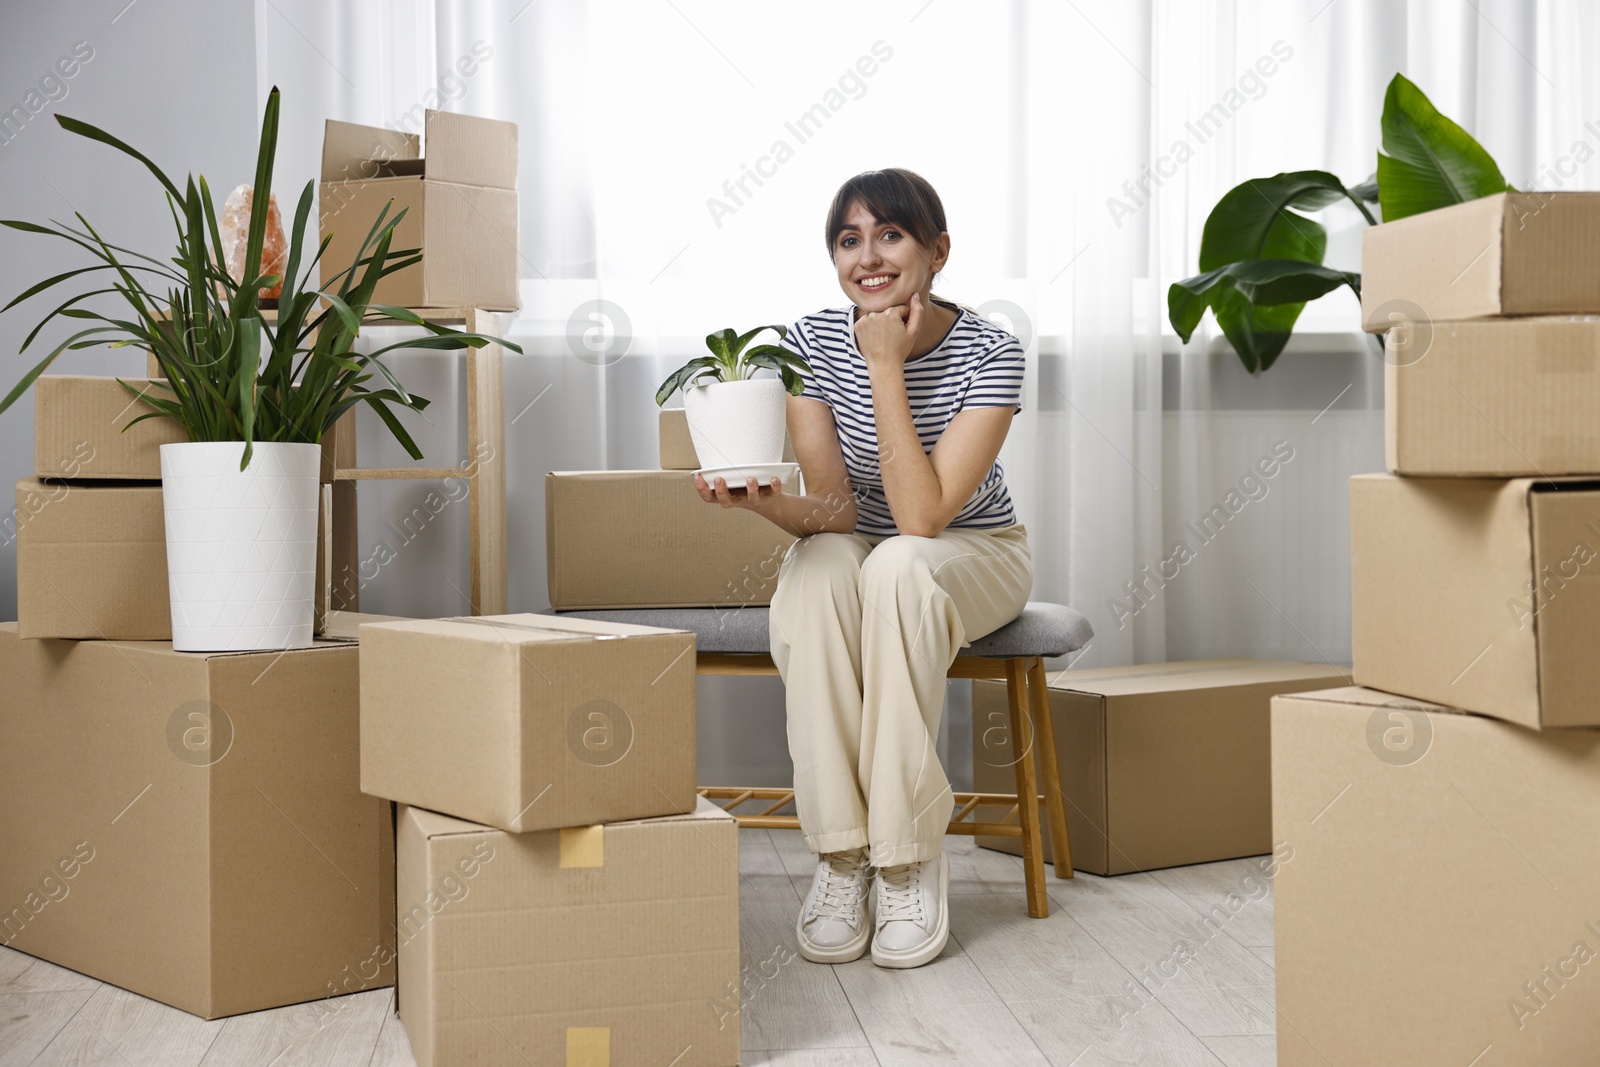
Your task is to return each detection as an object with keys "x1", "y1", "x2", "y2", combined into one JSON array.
[{"x1": 0, "y1": 833, "x2": 1277, "y2": 1066}]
